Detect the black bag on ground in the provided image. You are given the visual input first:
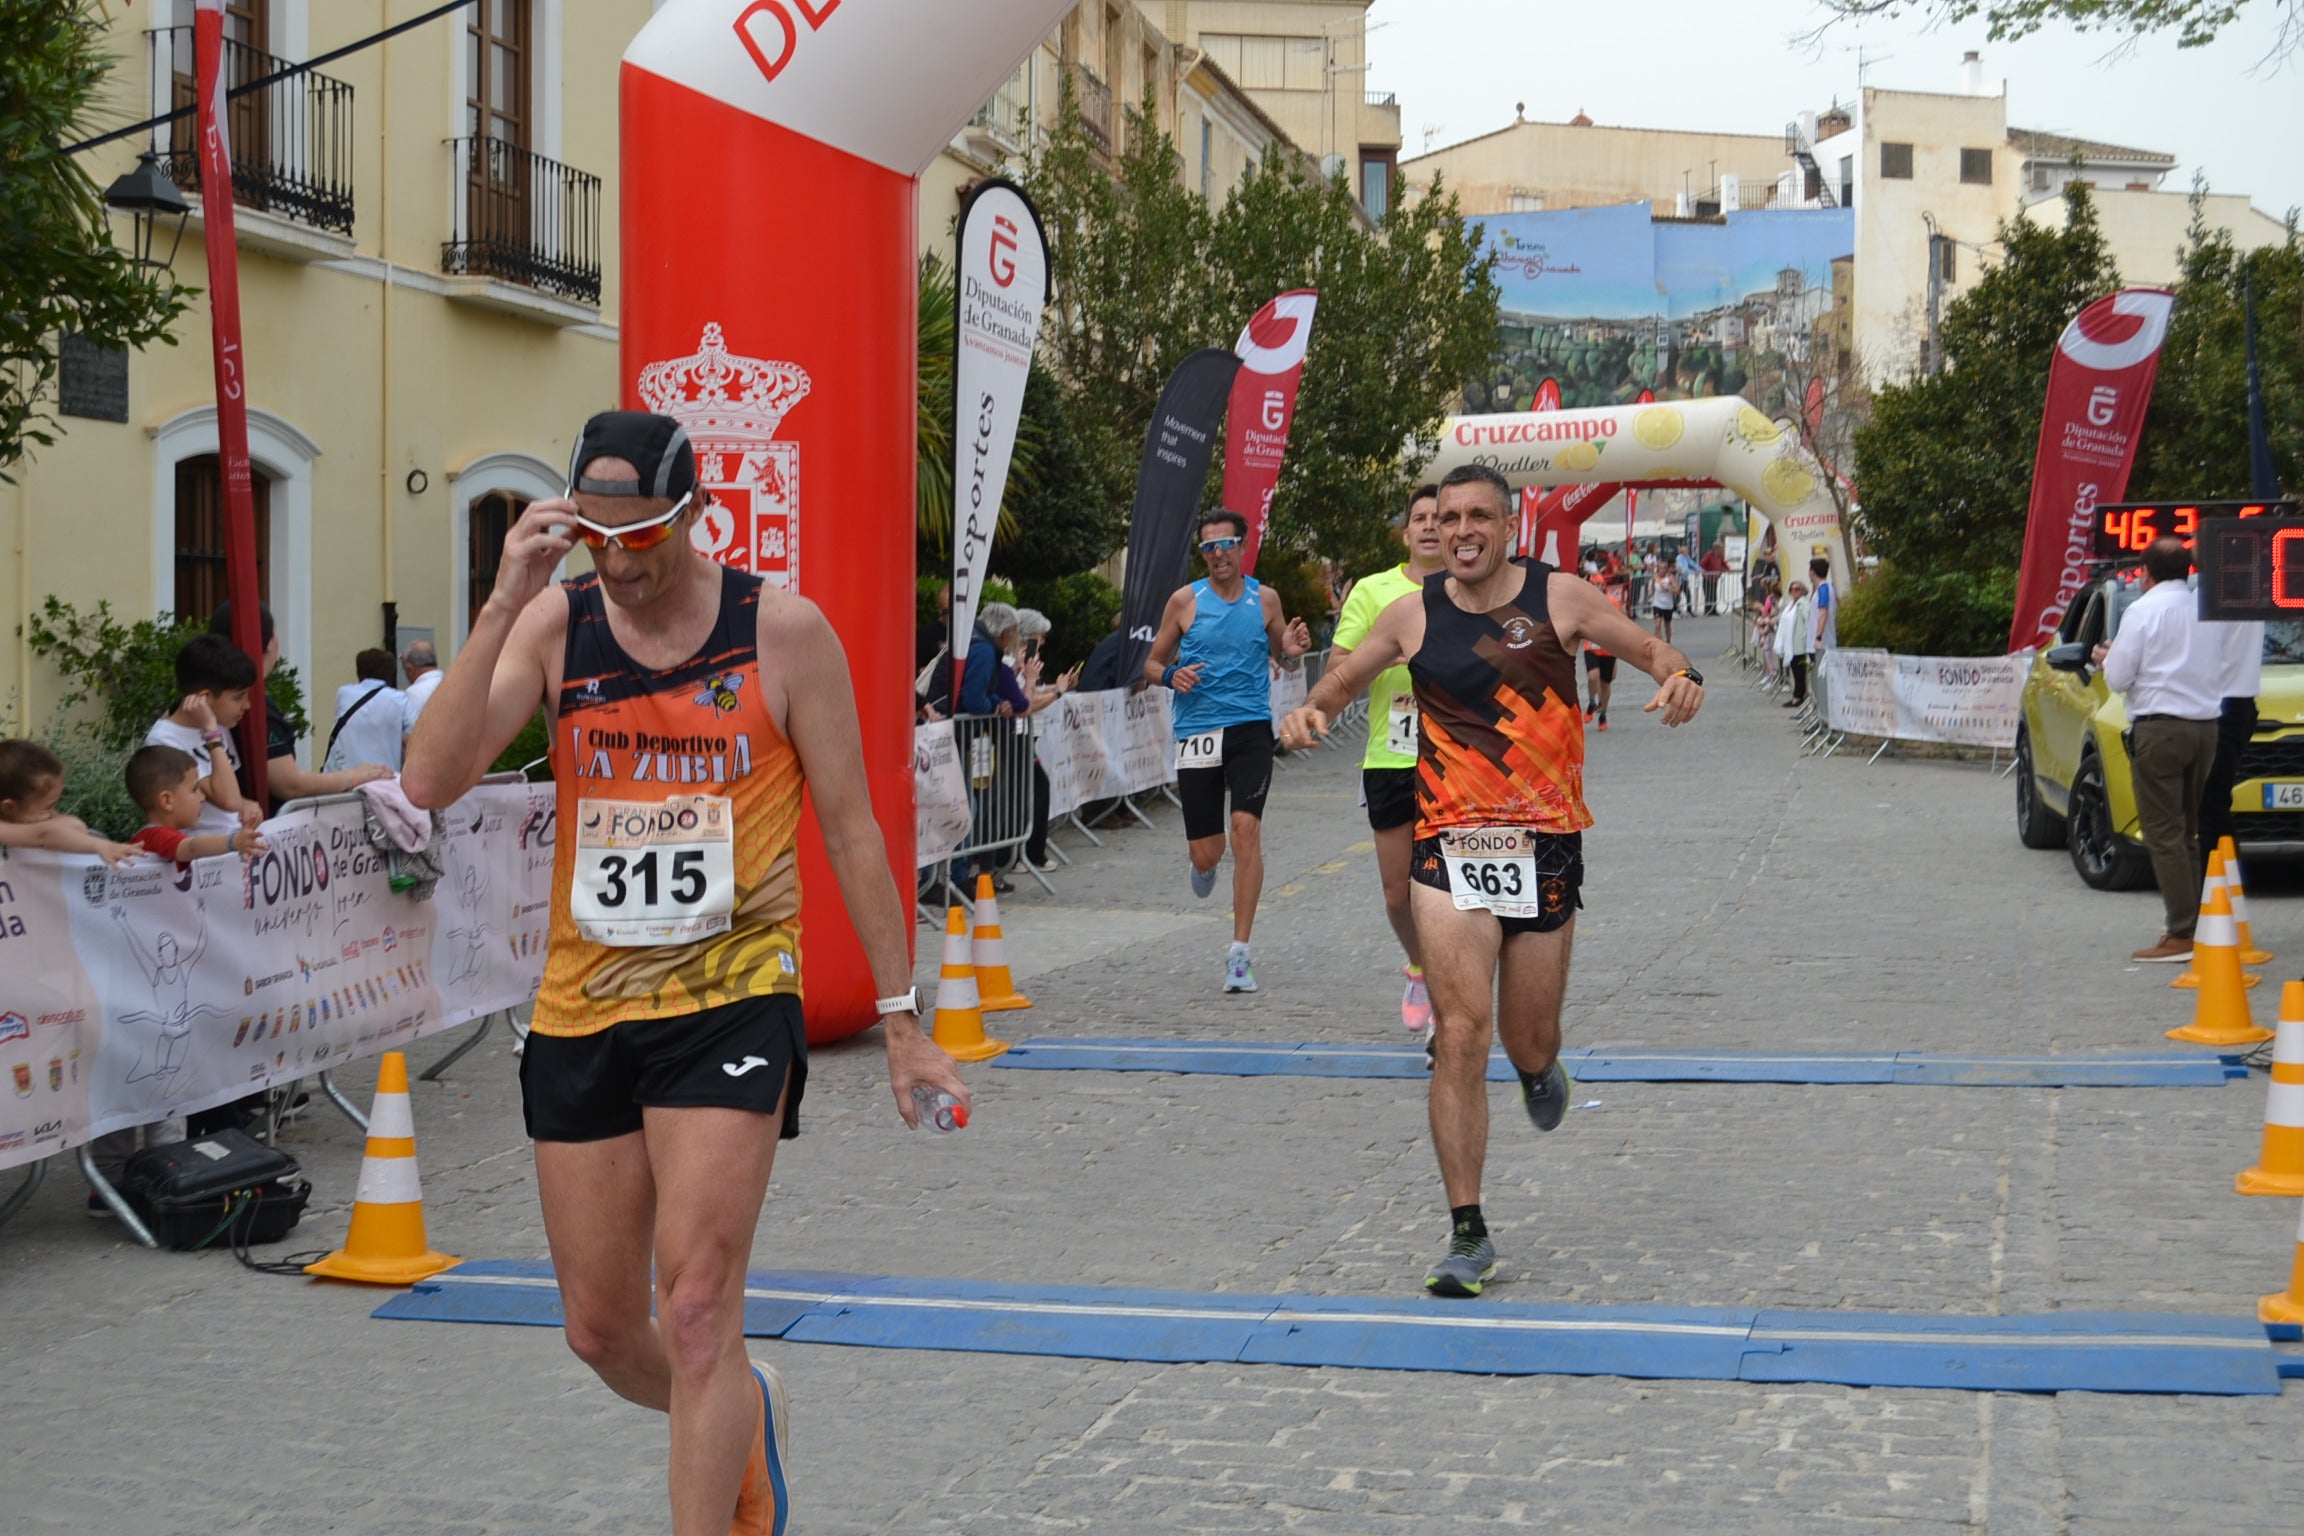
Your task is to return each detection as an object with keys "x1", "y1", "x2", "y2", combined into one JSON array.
[{"x1": 121, "y1": 1128, "x2": 311, "y2": 1251}]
